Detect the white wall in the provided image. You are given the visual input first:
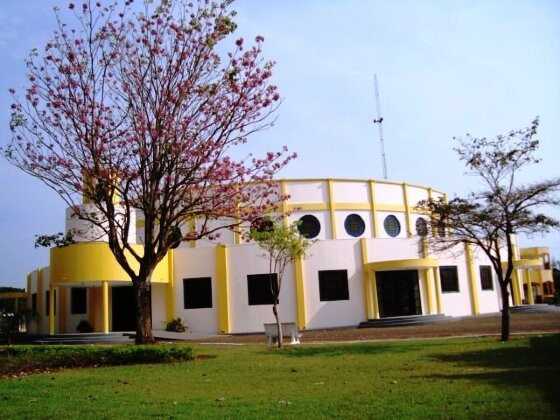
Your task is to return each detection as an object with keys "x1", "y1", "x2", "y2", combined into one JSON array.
[
  {"x1": 332, "y1": 181, "x2": 369, "y2": 203},
  {"x1": 286, "y1": 181, "x2": 328, "y2": 204},
  {"x1": 375, "y1": 183, "x2": 404, "y2": 205}
]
